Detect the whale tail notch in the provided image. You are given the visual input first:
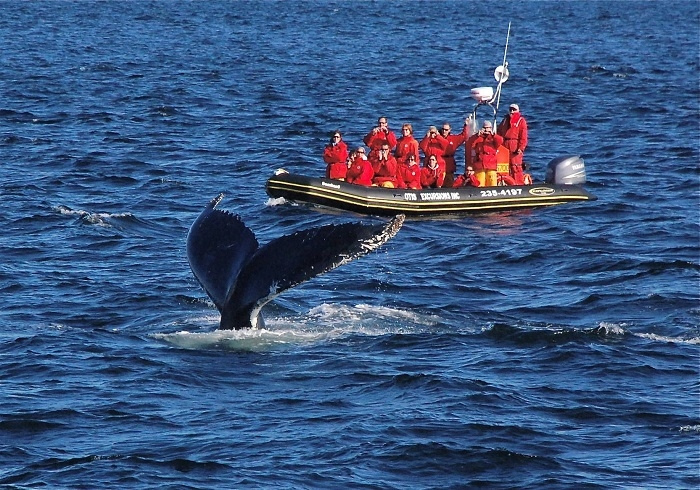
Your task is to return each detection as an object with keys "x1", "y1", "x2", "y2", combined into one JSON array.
[{"x1": 186, "y1": 194, "x2": 404, "y2": 330}]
